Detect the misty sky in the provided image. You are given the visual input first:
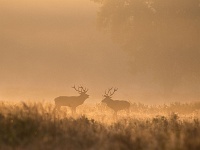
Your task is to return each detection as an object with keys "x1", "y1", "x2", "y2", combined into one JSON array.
[
  {"x1": 0, "y1": 0, "x2": 134, "y2": 102},
  {"x1": 0, "y1": 0, "x2": 199, "y2": 103}
]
